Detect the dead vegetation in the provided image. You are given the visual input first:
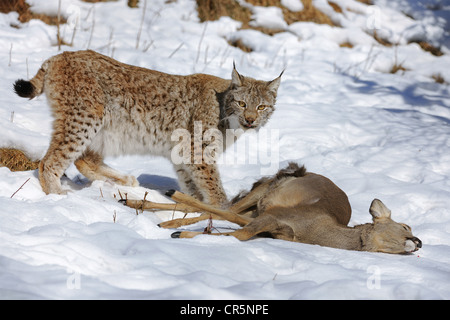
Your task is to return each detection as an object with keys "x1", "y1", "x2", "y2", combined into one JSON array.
[
  {"x1": 196, "y1": 0, "x2": 338, "y2": 52},
  {"x1": 432, "y1": 73, "x2": 446, "y2": 85},
  {"x1": 0, "y1": 148, "x2": 40, "y2": 172},
  {"x1": 0, "y1": 0, "x2": 66, "y2": 25},
  {"x1": 196, "y1": 0, "x2": 337, "y2": 30}
]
